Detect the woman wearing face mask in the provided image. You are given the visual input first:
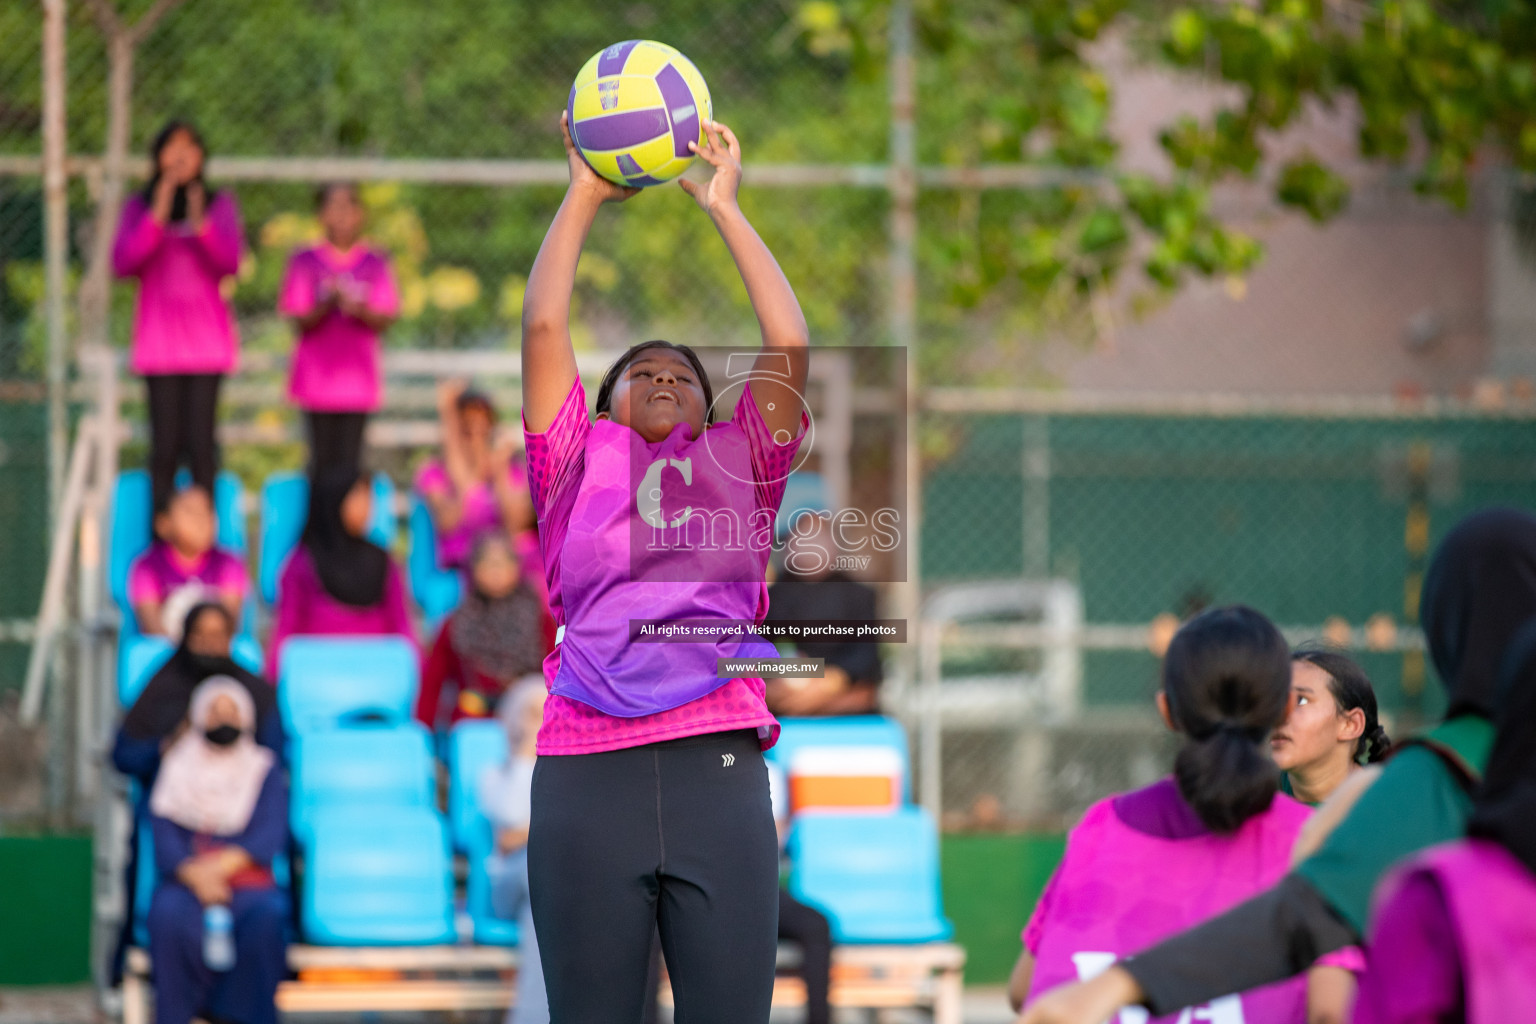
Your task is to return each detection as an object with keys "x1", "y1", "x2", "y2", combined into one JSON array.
[
  {"x1": 113, "y1": 120, "x2": 243, "y2": 514},
  {"x1": 1273, "y1": 650, "x2": 1391, "y2": 807},
  {"x1": 145, "y1": 677, "x2": 288, "y2": 1024},
  {"x1": 267, "y1": 466, "x2": 418, "y2": 679}
]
